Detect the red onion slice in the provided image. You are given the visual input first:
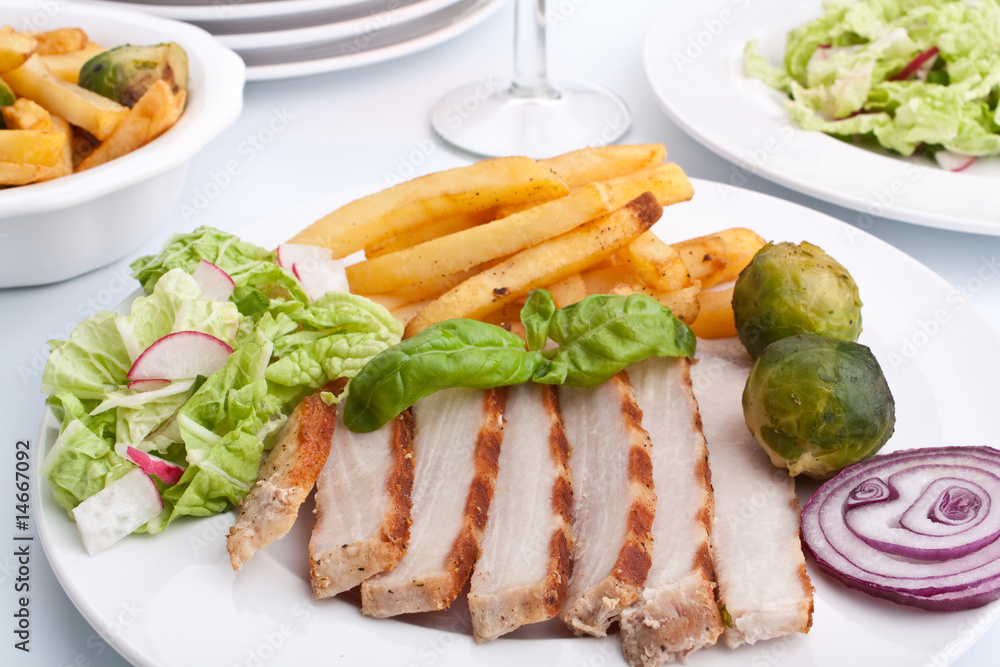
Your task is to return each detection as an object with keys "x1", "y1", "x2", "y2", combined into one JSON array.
[{"x1": 801, "y1": 446, "x2": 1000, "y2": 611}]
